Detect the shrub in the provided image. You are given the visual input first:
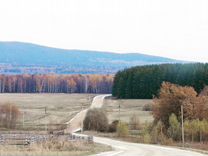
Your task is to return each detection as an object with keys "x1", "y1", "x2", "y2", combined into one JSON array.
[
  {"x1": 0, "y1": 103, "x2": 20, "y2": 129},
  {"x1": 117, "y1": 122, "x2": 129, "y2": 137},
  {"x1": 140, "y1": 122, "x2": 151, "y2": 143},
  {"x1": 143, "y1": 133, "x2": 151, "y2": 144},
  {"x1": 108, "y1": 120, "x2": 119, "y2": 132},
  {"x1": 129, "y1": 114, "x2": 141, "y2": 130},
  {"x1": 150, "y1": 120, "x2": 166, "y2": 144},
  {"x1": 167, "y1": 113, "x2": 181, "y2": 141},
  {"x1": 143, "y1": 103, "x2": 153, "y2": 111},
  {"x1": 30, "y1": 139, "x2": 95, "y2": 152},
  {"x1": 83, "y1": 108, "x2": 108, "y2": 132},
  {"x1": 160, "y1": 137, "x2": 174, "y2": 145},
  {"x1": 200, "y1": 86, "x2": 208, "y2": 96}
]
